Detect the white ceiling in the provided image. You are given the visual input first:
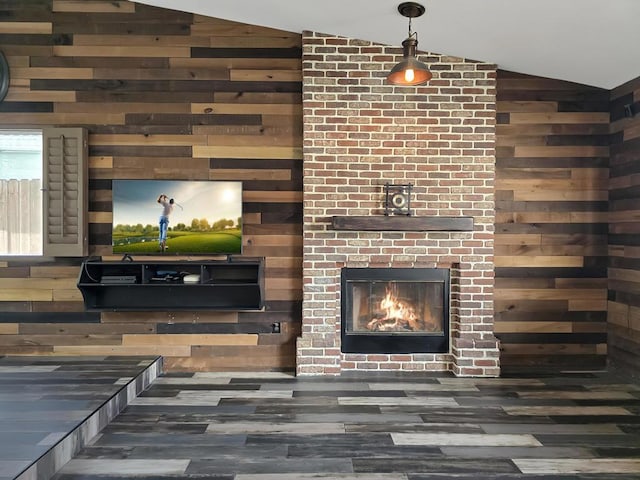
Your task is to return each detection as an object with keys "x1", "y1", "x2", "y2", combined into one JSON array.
[{"x1": 135, "y1": 0, "x2": 640, "y2": 90}]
